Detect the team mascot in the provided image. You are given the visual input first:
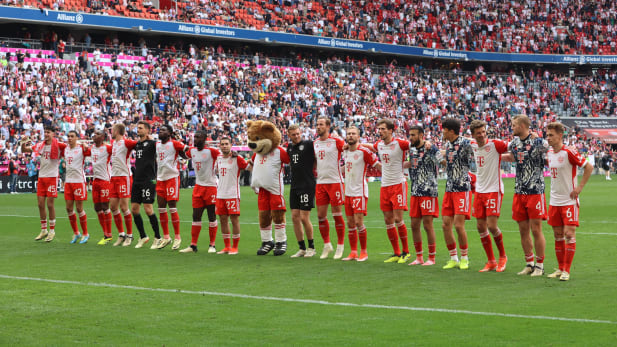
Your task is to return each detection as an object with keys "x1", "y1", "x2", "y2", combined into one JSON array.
[{"x1": 246, "y1": 120, "x2": 290, "y2": 256}]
